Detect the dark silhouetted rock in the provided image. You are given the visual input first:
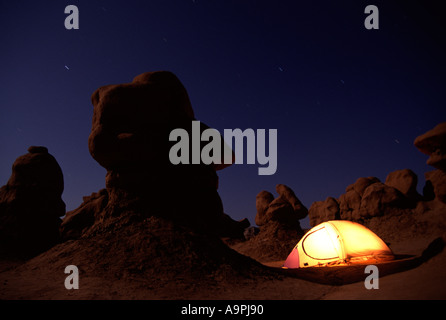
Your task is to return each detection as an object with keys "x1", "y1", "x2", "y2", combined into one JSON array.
[
  {"x1": 255, "y1": 191, "x2": 274, "y2": 226},
  {"x1": 425, "y1": 170, "x2": 446, "y2": 203},
  {"x1": 63, "y1": 71, "x2": 247, "y2": 239},
  {"x1": 255, "y1": 184, "x2": 307, "y2": 227},
  {"x1": 60, "y1": 189, "x2": 108, "y2": 241},
  {"x1": 276, "y1": 184, "x2": 308, "y2": 220},
  {"x1": 414, "y1": 123, "x2": 446, "y2": 204},
  {"x1": 414, "y1": 122, "x2": 446, "y2": 171},
  {"x1": 309, "y1": 174, "x2": 414, "y2": 226},
  {"x1": 423, "y1": 180, "x2": 436, "y2": 201},
  {"x1": 243, "y1": 226, "x2": 260, "y2": 240},
  {"x1": 338, "y1": 177, "x2": 380, "y2": 221},
  {"x1": 0, "y1": 146, "x2": 65, "y2": 258},
  {"x1": 51, "y1": 72, "x2": 268, "y2": 290},
  {"x1": 308, "y1": 197, "x2": 340, "y2": 227},
  {"x1": 241, "y1": 184, "x2": 306, "y2": 261}
]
